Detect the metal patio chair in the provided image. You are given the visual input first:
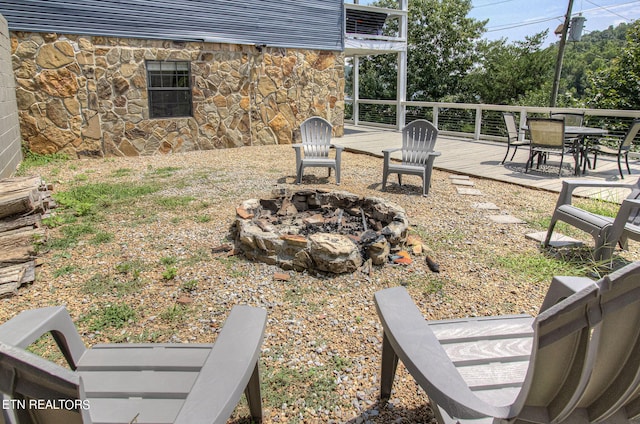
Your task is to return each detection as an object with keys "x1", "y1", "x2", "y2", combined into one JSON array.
[{"x1": 501, "y1": 112, "x2": 530, "y2": 164}]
